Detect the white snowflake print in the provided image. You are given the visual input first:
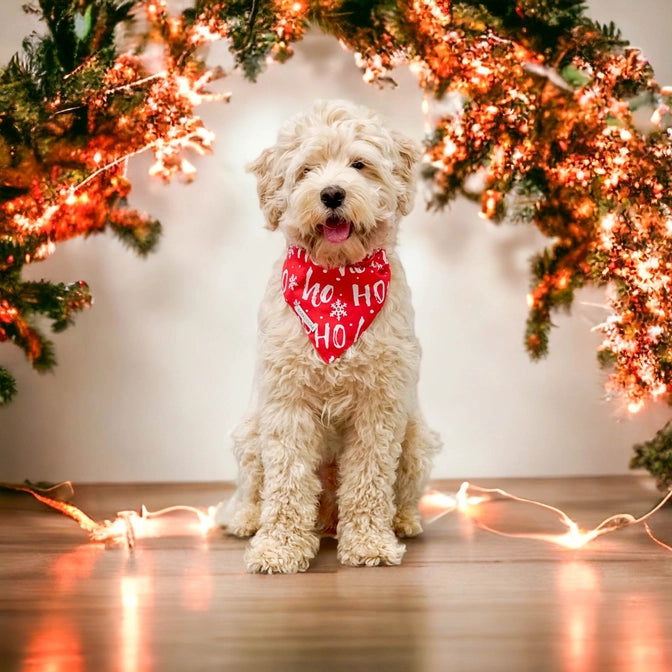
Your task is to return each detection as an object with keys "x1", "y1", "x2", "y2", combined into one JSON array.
[
  {"x1": 288, "y1": 274, "x2": 298, "y2": 291},
  {"x1": 370, "y1": 261, "x2": 384, "y2": 271},
  {"x1": 330, "y1": 299, "x2": 348, "y2": 321}
]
